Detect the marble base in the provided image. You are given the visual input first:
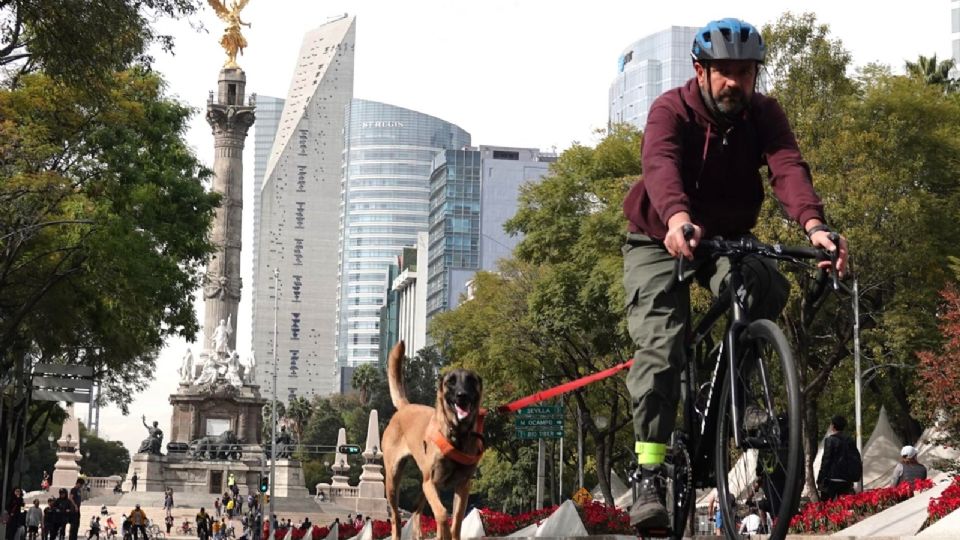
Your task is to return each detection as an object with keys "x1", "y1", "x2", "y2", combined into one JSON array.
[
  {"x1": 123, "y1": 452, "x2": 291, "y2": 496},
  {"x1": 269, "y1": 459, "x2": 310, "y2": 498}
]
